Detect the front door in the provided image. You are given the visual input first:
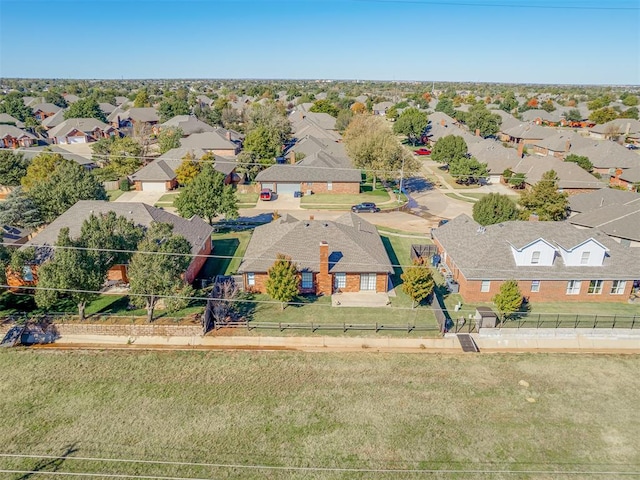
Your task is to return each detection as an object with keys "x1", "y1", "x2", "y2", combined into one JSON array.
[{"x1": 359, "y1": 273, "x2": 377, "y2": 291}]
